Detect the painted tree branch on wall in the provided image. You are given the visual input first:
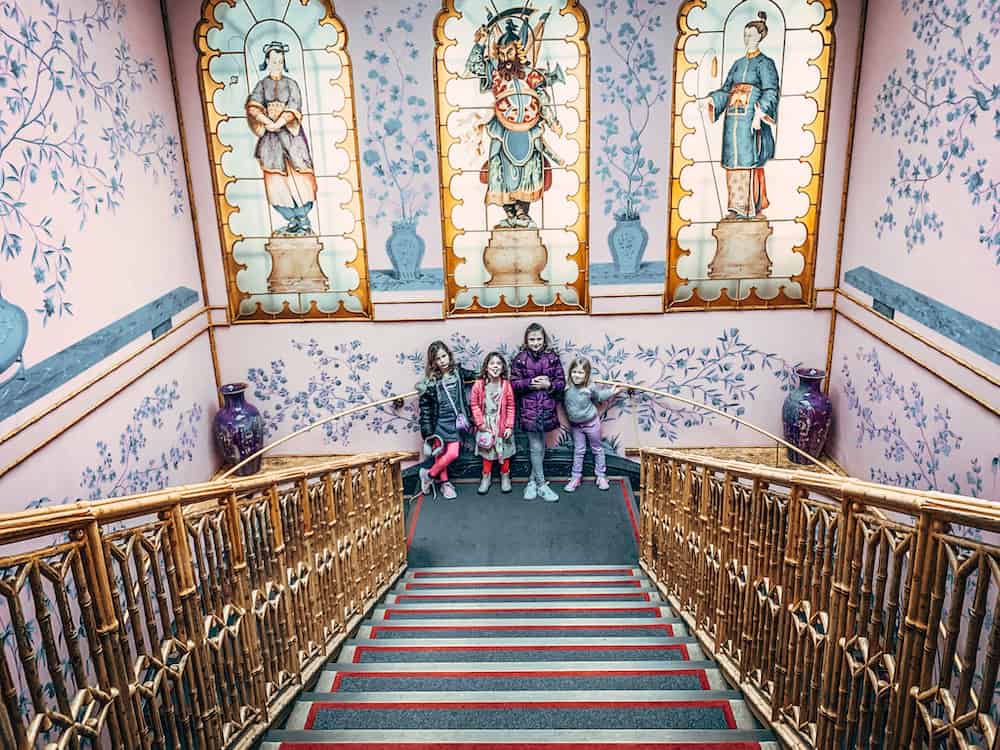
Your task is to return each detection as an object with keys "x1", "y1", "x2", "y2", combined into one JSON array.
[
  {"x1": 0, "y1": 0, "x2": 183, "y2": 324},
  {"x1": 873, "y1": 0, "x2": 1000, "y2": 262},
  {"x1": 248, "y1": 338, "x2": 419, "y2": 444},
  {"x1": 359, "y1": 3, "x2": 435, "y2": 226},
  {"x1": 592, "y1": 0, "x2": 668, "y2": 221},
  {"x1": 841, "y1": 347, "x2": 997, "y2": 499}
]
